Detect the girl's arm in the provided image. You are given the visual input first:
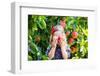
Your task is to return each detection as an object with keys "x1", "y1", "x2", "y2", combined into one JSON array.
[
  {"x1": 48, "y1": 47, "x2": 56, "y2": 59},
  {"x1": 61, "y1": 47, "x2": 68, "y2": 59},
  {"x1": 60, "y1": 40, "x2": 69, "y2": 59},
  {"x1": 48, "y1": 36, "x2": 57, "y2": 59}
]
